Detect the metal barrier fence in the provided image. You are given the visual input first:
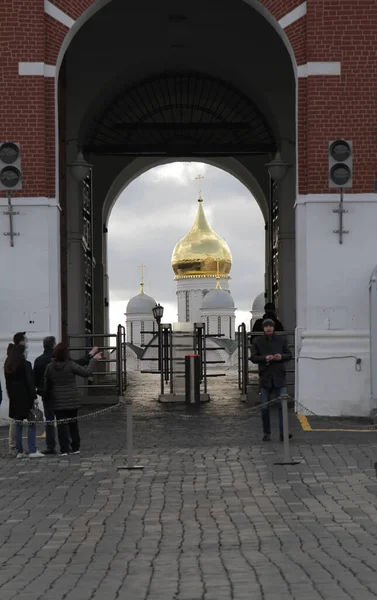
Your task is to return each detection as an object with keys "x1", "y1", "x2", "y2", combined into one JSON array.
[
  {"x1": 238, "y1": 327, "x2": 295, "y2": 397},
  {"x1": 67, "y1": 324, "x2": 127, "y2": 399}
]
